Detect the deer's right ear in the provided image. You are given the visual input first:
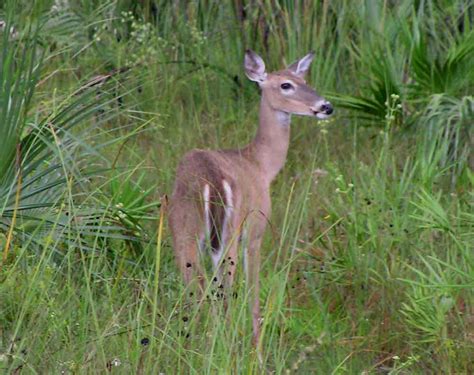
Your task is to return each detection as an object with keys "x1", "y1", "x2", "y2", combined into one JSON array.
[{"x1": 244, "y1": 50, "x2": 267, "y2": 83}]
